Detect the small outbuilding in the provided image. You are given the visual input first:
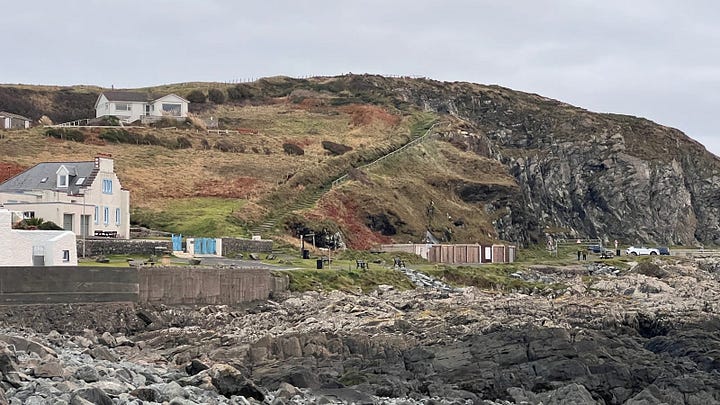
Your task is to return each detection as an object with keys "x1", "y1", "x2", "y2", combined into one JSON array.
[
  {"x1": 0, "y1": 111, "x2": 31, "y2": 129},
  {"x1": 0, "y1": 209, "x2": 77, "y2": 266}
]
